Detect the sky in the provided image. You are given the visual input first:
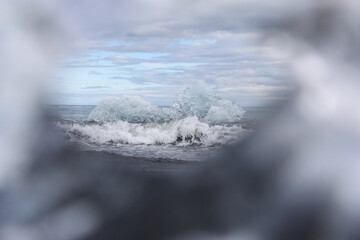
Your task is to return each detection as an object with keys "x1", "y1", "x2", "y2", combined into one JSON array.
[{"x1": 49, "y1": 0, "x2": 293, "y2": 106}]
